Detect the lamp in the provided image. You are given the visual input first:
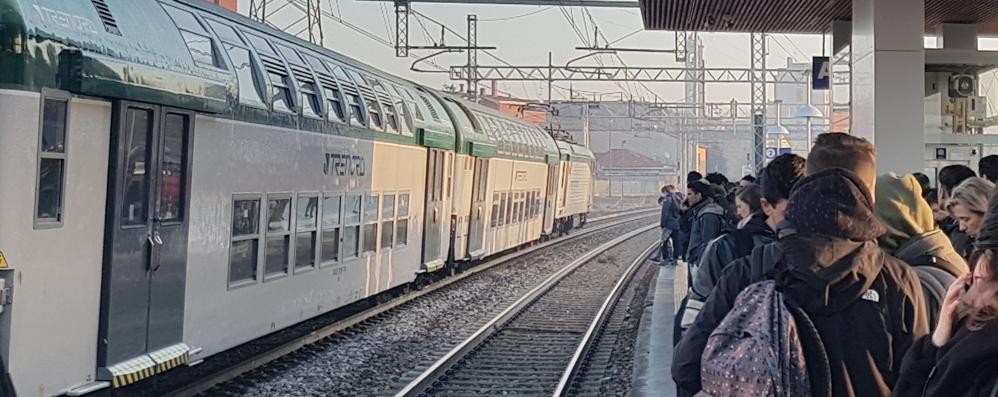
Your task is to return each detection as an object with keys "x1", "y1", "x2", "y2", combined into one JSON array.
[{"x1": 796, "y1": 104, "x2": 824, "y2": 153}]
